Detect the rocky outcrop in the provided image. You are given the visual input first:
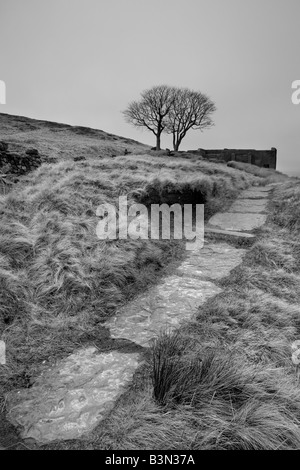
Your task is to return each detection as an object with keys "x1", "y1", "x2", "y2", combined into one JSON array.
[{"x1": 0, "y1": 142, "x2": 42, "y2": 176}]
